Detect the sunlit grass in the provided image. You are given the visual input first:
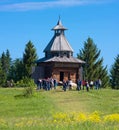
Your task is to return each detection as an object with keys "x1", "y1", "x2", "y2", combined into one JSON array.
[
  {"x1": 0, "y1": 87, "x2": 119, "y2": 129},
  {"x1": 0, "y1": 112, "x2": 119, "y2": 129}
]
